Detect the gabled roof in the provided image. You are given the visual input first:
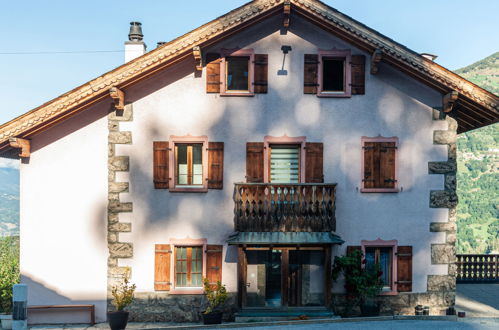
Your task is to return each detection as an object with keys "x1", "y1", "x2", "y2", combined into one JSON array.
[{"x1": 1, "y1": 0, "x2": 497, "y2": 156}]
